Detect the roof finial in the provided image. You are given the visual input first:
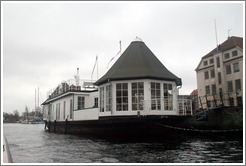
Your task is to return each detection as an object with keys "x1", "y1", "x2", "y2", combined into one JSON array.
[{"x1": 133, "y1": 36, "x2": 143, "y2": 42}]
